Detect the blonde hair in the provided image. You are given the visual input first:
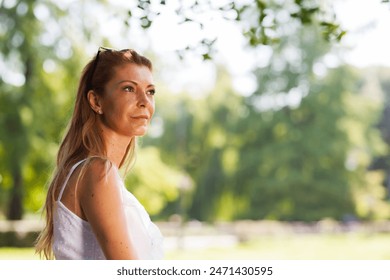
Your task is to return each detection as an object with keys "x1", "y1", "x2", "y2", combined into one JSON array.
[{"x1": 35, "y1": 48, "x2": 152, "y2": 259}]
